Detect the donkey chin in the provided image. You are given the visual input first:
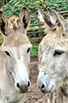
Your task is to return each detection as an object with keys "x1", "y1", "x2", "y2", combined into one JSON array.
[{"x1": 37, "y1": 71, "x2": 56, "y2": 94}]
